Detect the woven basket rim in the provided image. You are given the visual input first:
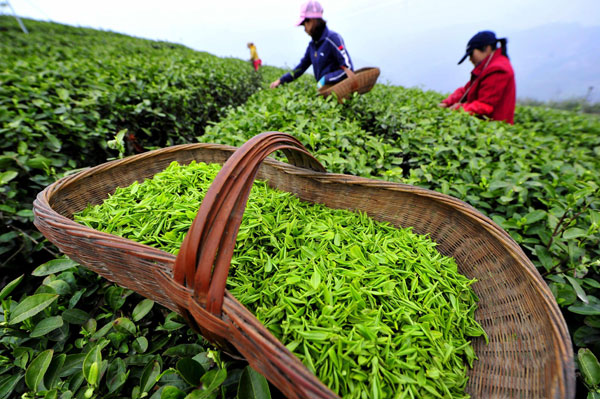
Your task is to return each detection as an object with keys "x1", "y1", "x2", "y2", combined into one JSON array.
[
  {"x1": 39, "y1": 141, "x2": 554, "y2": 296},
  {"x1": 35, "y1": 140, "x2": 570, "y2": 343},
  {"x1": 318, "y1": 66, "x2": 380, "y2": 99},
  {"x1": 33, "y1": 141, "x2": 575, "y2": 398}
]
